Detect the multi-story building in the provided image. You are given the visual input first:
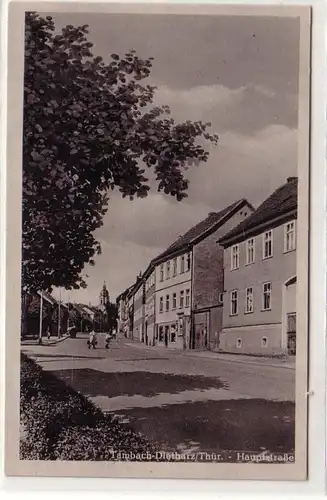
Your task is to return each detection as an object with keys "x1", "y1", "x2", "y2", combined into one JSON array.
[
  {"x1": 127, "y1": 288, "x2": 134, "y2": 339},
  {"x1": 218, "y1": 177, "x2": 298, "y2": 356},
  {"x1": 144, "y1": 265, "x2": 156, "y2": 346},
  {"x1": 116, "y1": 285, "x2": 134, "y2": 337},
  {"x1": 133, "y1": 278, "x2": 145, "y2": 342},
  {"x1": 152, "y1": 198, "x2": 254, "y2": 350}
]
